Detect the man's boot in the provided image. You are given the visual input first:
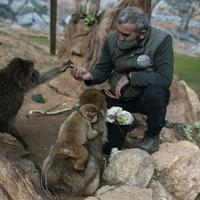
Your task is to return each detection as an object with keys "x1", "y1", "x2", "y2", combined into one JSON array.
[{"x1": 134, "y1": 134, "x2": 159, "y2": 154}]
